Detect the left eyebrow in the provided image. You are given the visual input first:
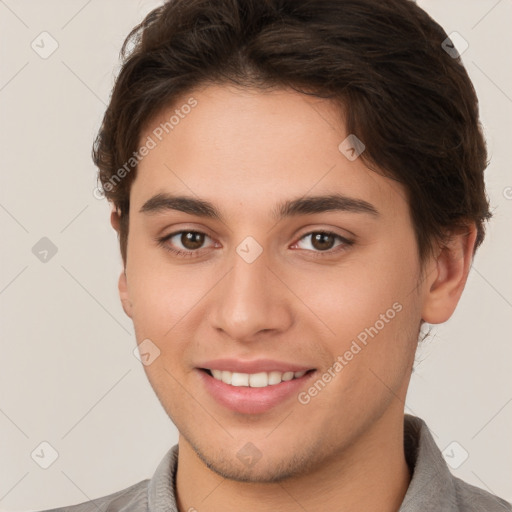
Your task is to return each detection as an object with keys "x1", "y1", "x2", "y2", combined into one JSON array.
[
  {"x1": 274, "y1": 193, "x2": 379, "y2": 219},
  {"x1": 139, "y1": 192, "x2": 379, "y2": 221}
]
